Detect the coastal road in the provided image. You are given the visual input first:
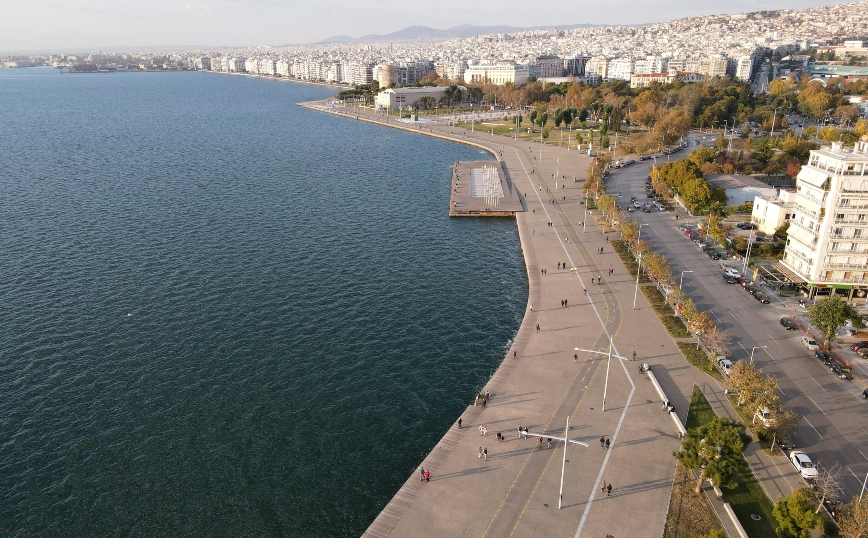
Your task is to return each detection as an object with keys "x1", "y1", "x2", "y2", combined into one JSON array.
[{"x1": 605, "y1": 136, "x2": 868, "y2": 499}]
